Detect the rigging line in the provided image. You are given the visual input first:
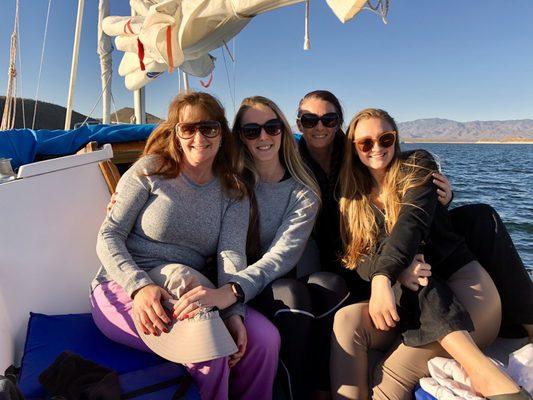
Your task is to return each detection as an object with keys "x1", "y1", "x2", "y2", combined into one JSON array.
[
  {"x1": 16, "y1": 1, "x2": 26, "y2": 129},
  {"x1": 232, "y1": 38, "x2": 236, "y2": 115},
  {"x1": 221, "y1": 47, "x2": 235, "y2": 116},
  {"x1": 1, "y1": 0, "x2": 20, "y2": 131},
  {"x1": 109, "y1": 91, "x2": 120, "y2": 125},
  {"x1": 32, "y1": 0, "x2": 53, "y2": 130},
  {"x1": 80, "y1": 71, "x2": 113, "y2": 126}
]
